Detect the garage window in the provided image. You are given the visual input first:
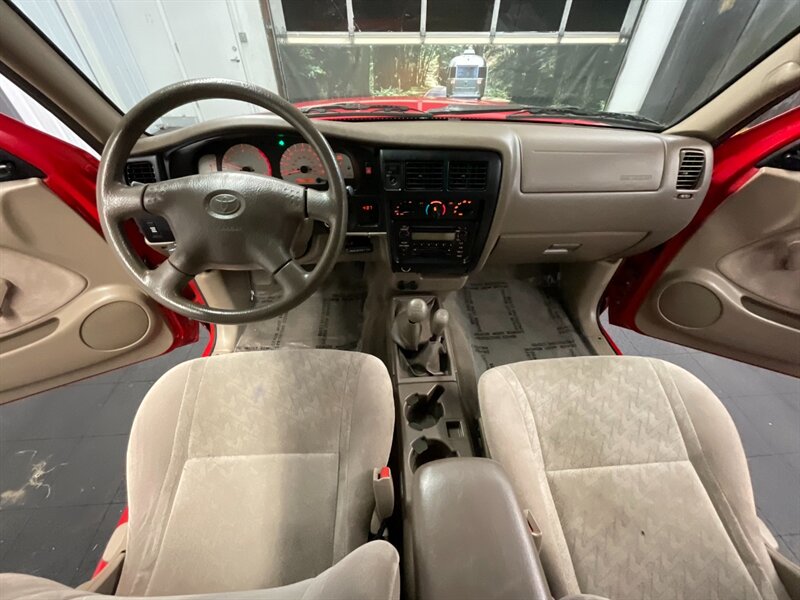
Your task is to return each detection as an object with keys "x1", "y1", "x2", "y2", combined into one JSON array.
[
  {"x1": 282, "y1": 0, "x2": 348, "y2": 31},
  {"x1": 426, "y1": 0, "x2": 494, "y2": 32},
  {"x1": 354, "y1": 0, "x2": 421, "y2": 32},
  {"x1": 496, "y1": 0, "x2": 567, "y2": 32},
  {"x1": 566, "y1": 0, "x2": 630, "y2": 32}
]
